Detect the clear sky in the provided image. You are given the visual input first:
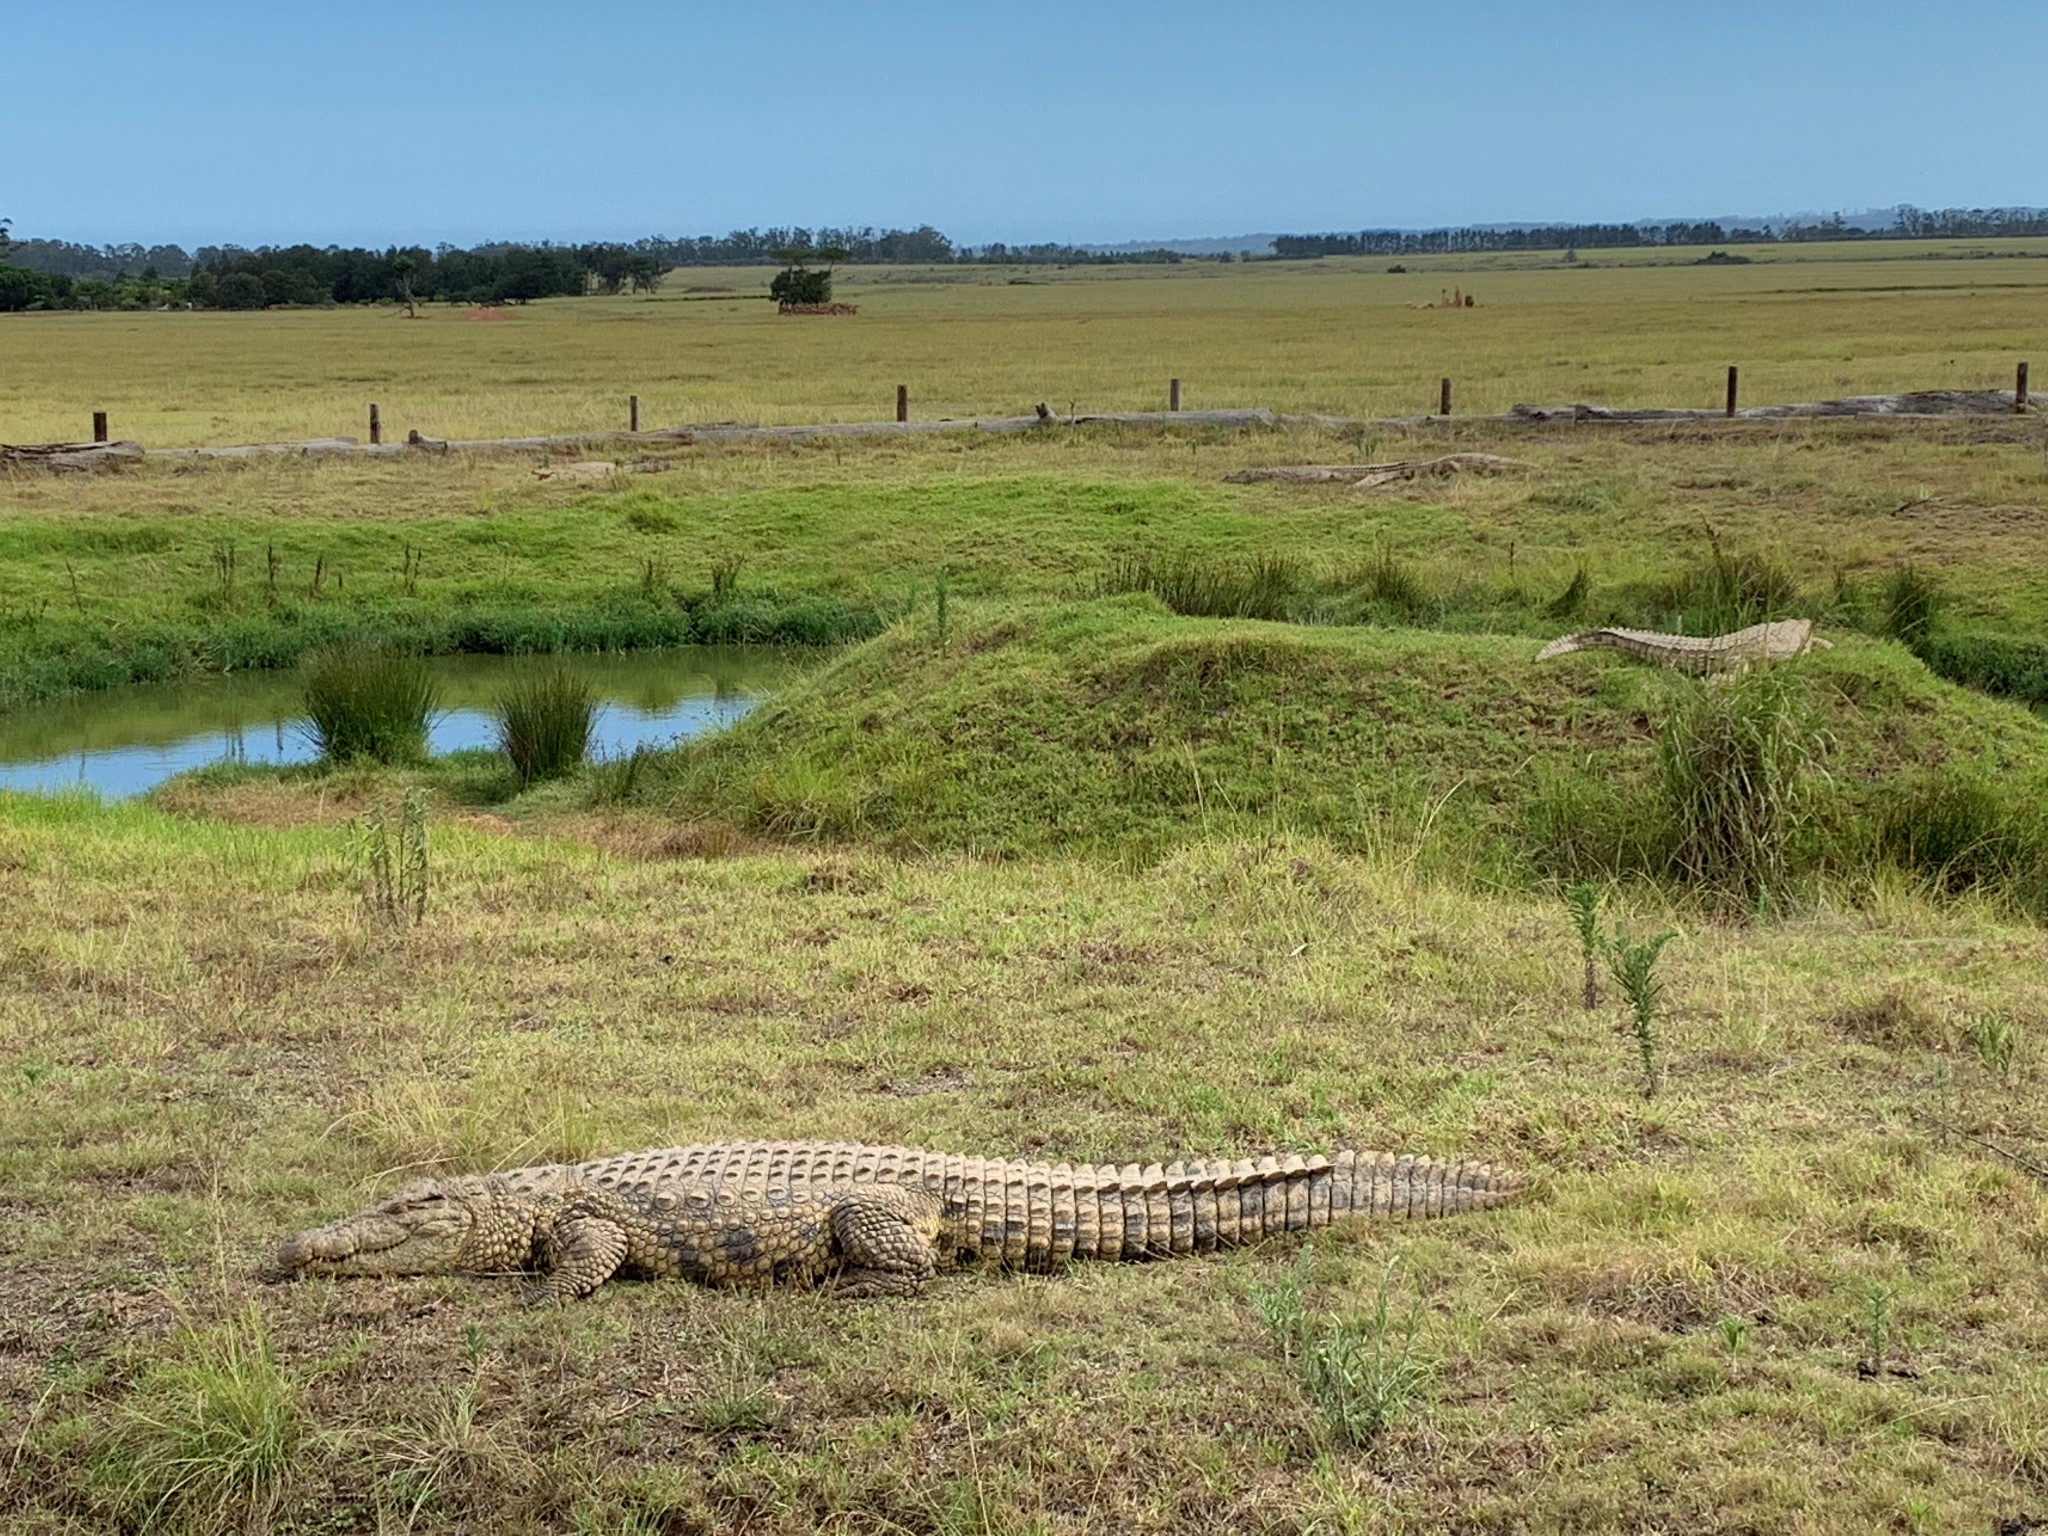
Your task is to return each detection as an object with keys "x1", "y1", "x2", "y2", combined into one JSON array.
[{"x1": 9, "y1": 1, "x2": 2042, "y2": 249}]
